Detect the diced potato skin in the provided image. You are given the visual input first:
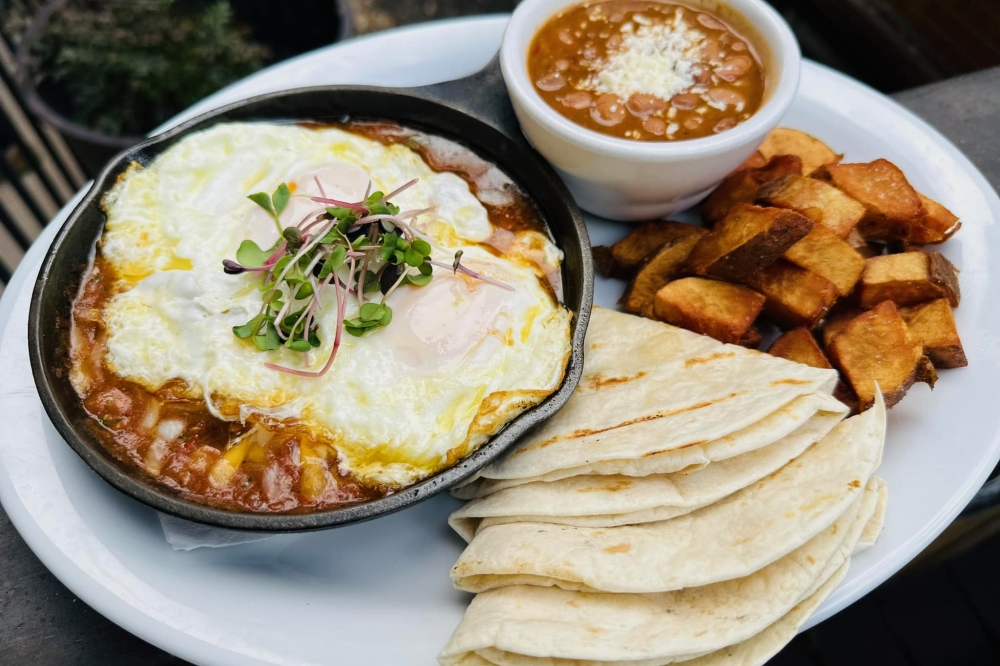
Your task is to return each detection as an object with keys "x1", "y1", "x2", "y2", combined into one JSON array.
[
  {"x1": 757, "y1": 175, "x2": 865, "y2": 238},
  {"x1": 783, "y1": 225, "x2": 865, "y2": 296},
  {"x1": 593, "y1": 245, "x2": 617, "y2": 279},
  {"x1": 859, "y1": 251, "x2": 960, "y2": 309},
  {"x1": 909, "y1": 193, "x2": 961, "y2": 245},
  {"x1": 827, "y1": 301, "x2": 928, "y2": 410},
  {"x1": 812, "y1": 159, "x2": 926, "y2": 241},
  {"x1": 685, "y1": 204, "x2": 814, "y2": 282},
  {"x1": 768, "y1": 327, "x2": 832, "y2": 369},
  {"x1": 745, "y1": 260, "x2": 840, "y2": 329},
  {"x1": 758, "y1": 128, "x2": 842, "y2": 175},
  {"x1": 621, "y1": 228, "x2": 707, "y2": 316},
  {"x1": 596, "y1": 221, "x2": 699, "y2": 279},
  {"x1": 738, "y1": 325, "x2": 762, "y2": 349},
  {"x1": 701, "y1": 155, "x2": 803, "y2": 223},
  {"x1": 899, "y1": 298, "x2": 968, "y2": 368},
  {"x1": 652, "y1": 277, "x2": 765, "y2": 345},
  {"x1": 821, "y1": 308, "x2": 863, "y2": 348}
]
